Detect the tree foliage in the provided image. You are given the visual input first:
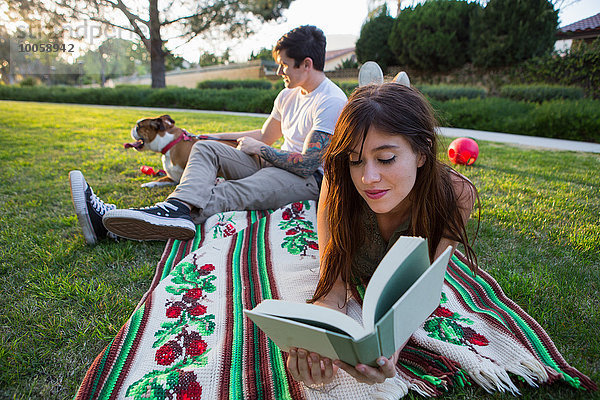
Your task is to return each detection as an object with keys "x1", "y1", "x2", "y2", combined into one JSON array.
[
  {"x1": 355, "y1": 5, "x2": 396, "y2": 70},
  {"x1": 518, "y1": 37, "x2": 600, "y2": 98},
  {"x1": 470, "y1": 0, "x2": 558, "y2": 68},
  {"x1": 4, "y1": 0, "x2": 294, "y2": 88},
  {"x1": 249, "y1": 47, "x2": 274, "y2": 61},
  {"x1": 389, "y1": 0, "x2": 480, "y2": 71}
]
